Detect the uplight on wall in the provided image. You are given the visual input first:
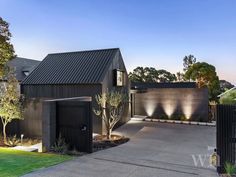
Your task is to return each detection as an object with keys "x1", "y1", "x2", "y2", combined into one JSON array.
[
  {"x1": 182, "y1": 94, "x2": 194, "y2": 120},
  {"x1": 144, "y1": 101, "x2": 157, "y2": 117},
  {"x1": 163, "y1": 100, "x2": 177, "y2": 118}
]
